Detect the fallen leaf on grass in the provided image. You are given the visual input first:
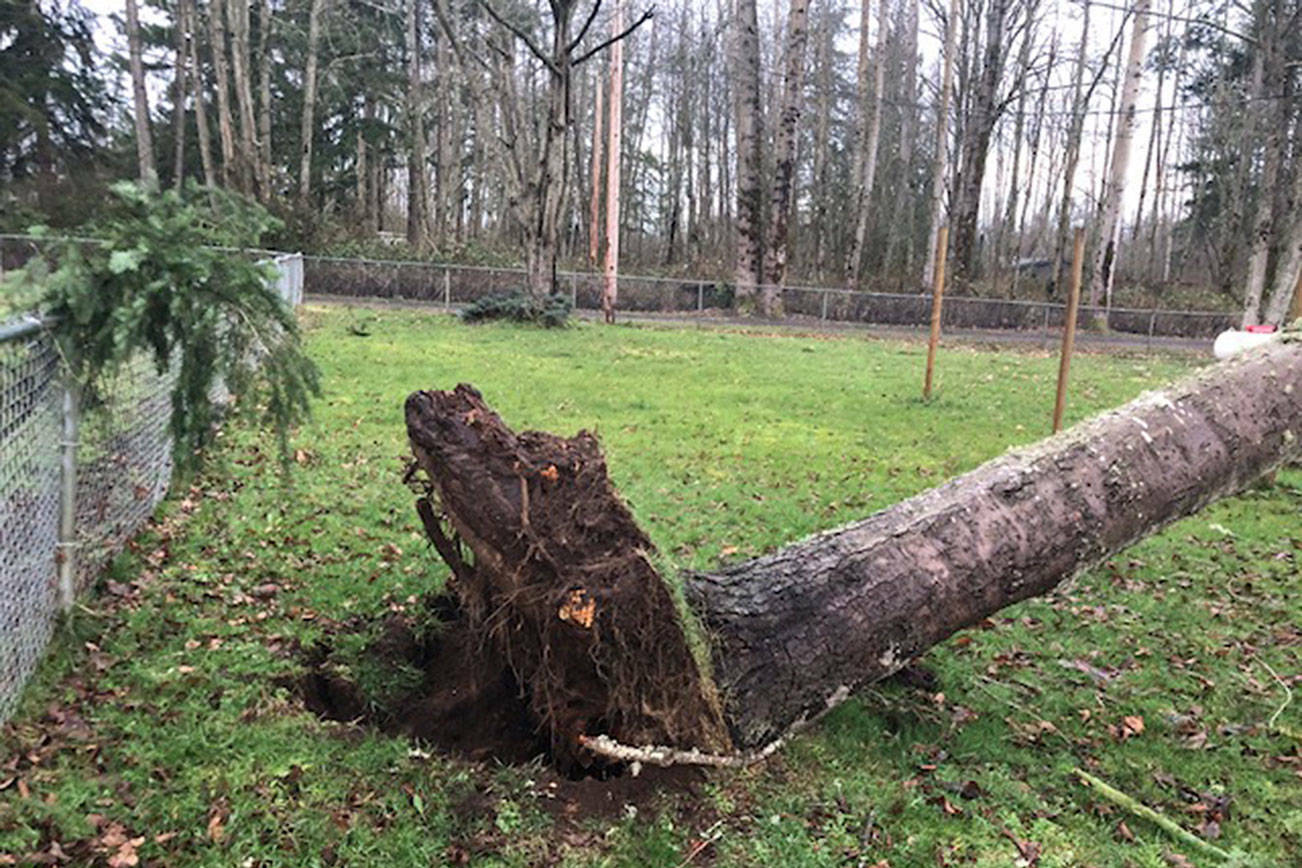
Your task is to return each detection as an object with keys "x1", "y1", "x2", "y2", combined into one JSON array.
[
  {"x1": 1000, "y1": 829, "x2": 1042, "y2": 866},
  {"x1": 1111, "y1": 715, "x2": 1144, "y2": 740},
  {"x1": 207, "y1": 801, "x2": 228, "y2": 842}
]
